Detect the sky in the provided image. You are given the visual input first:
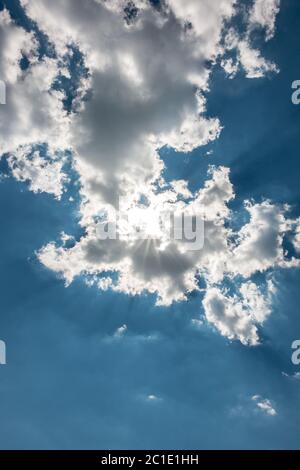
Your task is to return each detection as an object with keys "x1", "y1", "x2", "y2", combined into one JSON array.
[{"x1": 0, "y1": 0, "x2": 300, "y2": 450}]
